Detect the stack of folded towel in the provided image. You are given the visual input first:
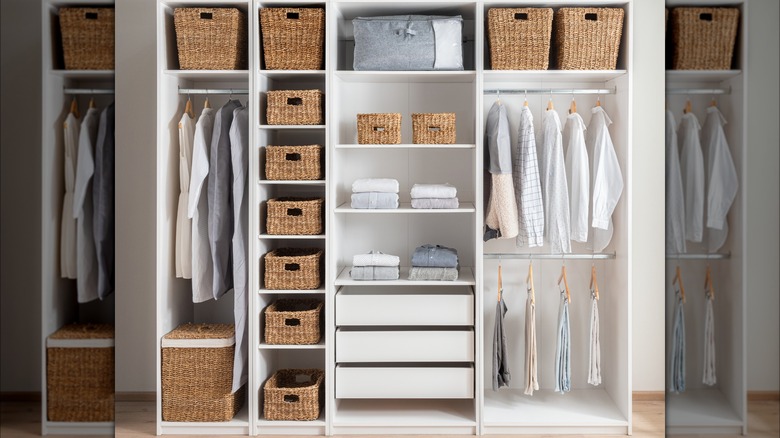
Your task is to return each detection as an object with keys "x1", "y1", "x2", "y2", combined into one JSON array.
[
  {"x1": 409, "y1": 244, "x2": 459, "y2": 281},
  {"x1": 410, "y1": 183, "x2": 459, "y2": 209},
  {"x1": 351, "y1": 178, "x2": 399, "y2": 209},
  {"x1": 350, "y1": 250, "x2": 400, "y2": 280}
]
